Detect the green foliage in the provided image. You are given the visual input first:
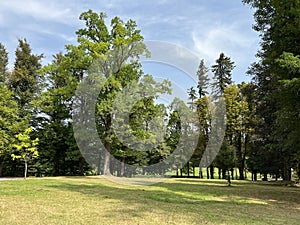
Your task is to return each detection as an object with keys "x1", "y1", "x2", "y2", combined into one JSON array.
[
  {"x1": 0, "y1": 84, "x2": 27, "y2": 176},
  {"x1": 244, "y1": 0, "x2": 300, "y2": 180},
  {"x1": 12, "y1": 128, "x2": 39, "y2": 161},
  {"x1": 0, "y1": 6, "x2": 299, "y2": 180},
  {"x1": 0, "y1": 43, "x2": 8, "y2": 82},
  {"x1": 11, "y1": 128, "x2": 39, "y2": 178},
  {"x1": 0, "y1": 85, "x2": 19, "y2": 155},
  {"x1": 7, "y1": 39, "x2": 43, "y2": 120},
  {"x1": 197, "y1": 59, "x2": 210, "y2": 98},
  {"x1": 211, "y1": 53, "x2": 235, "y2": 97}
]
